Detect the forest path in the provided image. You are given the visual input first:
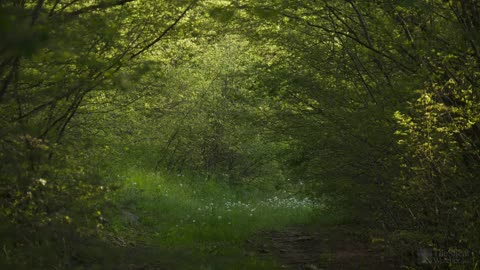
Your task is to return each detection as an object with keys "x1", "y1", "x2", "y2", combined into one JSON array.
[{"x1": 248, "y1": 224, "x2": 399, "y2": 270}]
